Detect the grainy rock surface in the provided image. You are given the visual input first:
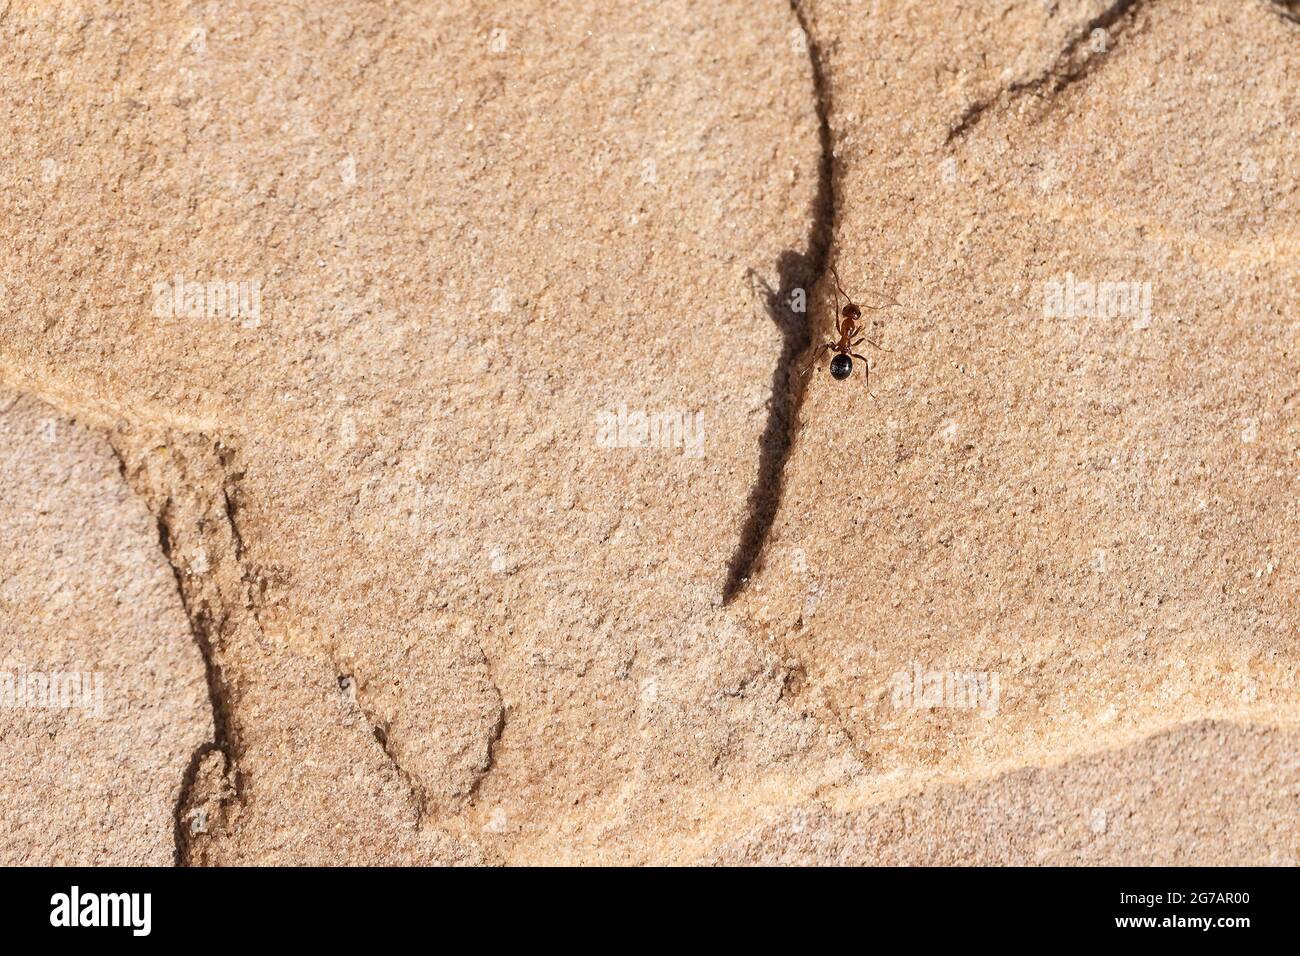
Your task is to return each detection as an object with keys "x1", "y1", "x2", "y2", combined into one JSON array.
[
  {"x1": 0, "y1": 393, "x2": 209, "y2": 864},
  {"x1": 1, "y1": 0, "x2": 1295, "y2": 864}
]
